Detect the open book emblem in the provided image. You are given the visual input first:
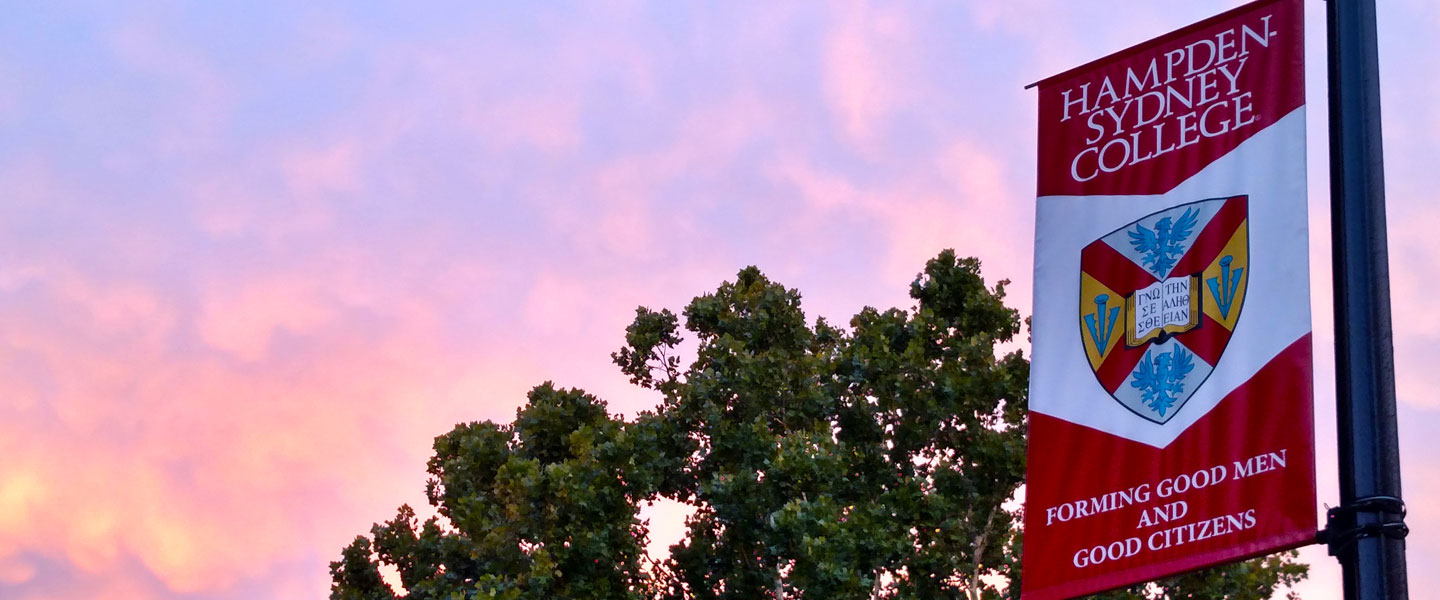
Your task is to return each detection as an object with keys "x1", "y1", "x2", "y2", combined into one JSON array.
[{"x1": 1077, "y1": 196, "x2": 1250, "y2": 424}]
